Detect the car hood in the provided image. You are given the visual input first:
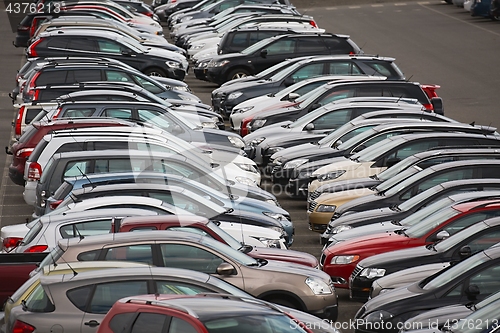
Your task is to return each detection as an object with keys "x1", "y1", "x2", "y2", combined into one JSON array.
[
  {"x1": 323, "y1": 232, "x2": 410, "y2": 257},
  {"x1": 361, "y1": 283, "x2": 423, "y2": 315},
  {"x1": 260, "y1": 100, "x2": 297, "y2": 113},
  {"x1": 144, "y1": 46, "x2": 187, "y2": 63},
  {"x1": 360, "y1": 244, "x2": 441, "y2": 268},
  {"x1": 405, "y1": 303, "x2": 471, "y2": 329},
  {"x1": 256, "y1": 259, "x2": 328, "y2": 280},
  {"x1": 253, "y1": 104, "x2": 300, "y2": 121},
  {"x1": 374, "y1": 263, "x2": 450, "y2": 292},
  {"x1": 331, "y1": 207, "x2": 395, "y2": 226},
  {"x1": 247, "y1": 247, "x2": 318, "y2": 268},
  {"x1": 232, "y1": 196, "x2": 288, "y2": 215},
  {"x1": 279, "y1": 146, "x2": 339, "y2": 163},
  {"x1": 244, "y1": 121, "x2": 294, "y2": 143},
  {"x1": 331, "y1": 221, "x2": 402, "y2": 242},
  {"x1": 312, "y1": 159, "x2": 363, "y2": 176},
  {"x1": 336, "y1": 193, "x2": 385, "y2": 214}
]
